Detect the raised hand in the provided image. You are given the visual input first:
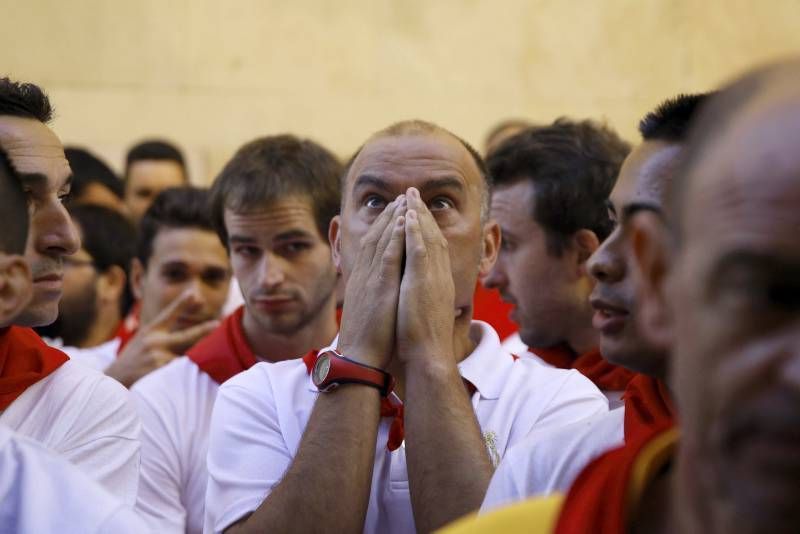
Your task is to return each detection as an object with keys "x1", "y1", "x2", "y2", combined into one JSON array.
[
  {"x1": 396, "y1": 187, "x2": 456, "y2": 367},
  {"x1": 105, "y1": 289, "x2": 220, "y2": 387},
  {"x1": 337, "y1": 194, "x2": 407, "y2": 369}
]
